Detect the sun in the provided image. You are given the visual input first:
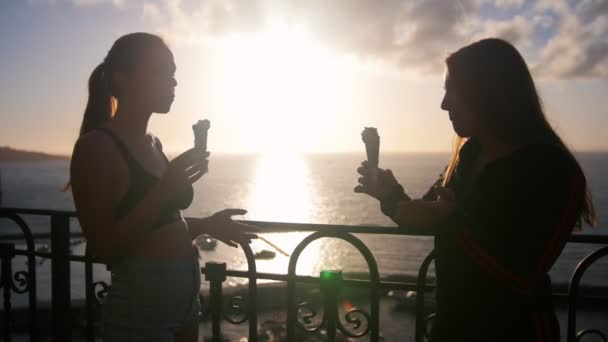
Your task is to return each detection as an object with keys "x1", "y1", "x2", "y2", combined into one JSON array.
[{"x1": 207, "y1": 21, "x2": 355, "y2": 155}]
